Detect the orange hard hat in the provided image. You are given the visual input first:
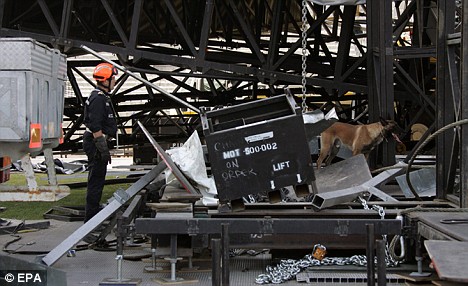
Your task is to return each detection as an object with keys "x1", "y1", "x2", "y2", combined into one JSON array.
[{"x1": 93, "y1": 63, "x2": 118, "y2": 82}]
